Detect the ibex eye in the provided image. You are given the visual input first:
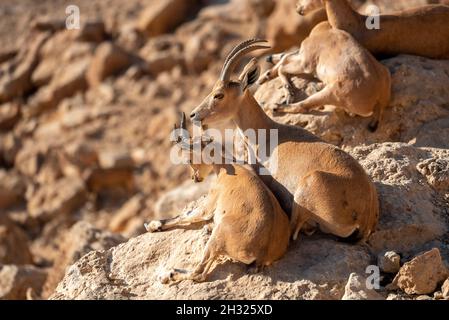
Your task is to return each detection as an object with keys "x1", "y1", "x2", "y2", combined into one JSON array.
[{"x1": 214, "y1": 93, "x2": 224, "y2": 100}]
